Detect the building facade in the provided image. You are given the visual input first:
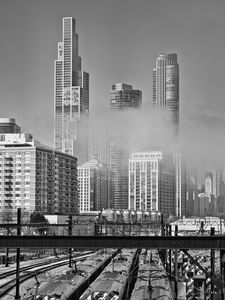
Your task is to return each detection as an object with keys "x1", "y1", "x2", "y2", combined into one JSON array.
[
  {"x1": 54, "y1": 17, "x2": 89, "y2": 163},
  {"x1": 205, "y1": 174, "x2": 213, "y2": 197},
  {"x1": 128, "y1": 151, "x2": 175, "y2": 218},
  {"x1": 109, "y1": 83, "x2": 142, "y2": 110},
  {"x1": 0, "y1": 118, "x2": 21, "y2": 134},
  {"x1": 212, "y1": 169, "x2": 223, "y2": 197},
  {"x1": 108, "y1": 83, "x2": 142, "y2": 210},
  {"x1": 0, "y1": 129, "x2": 78, "y2": 218},
  {"x1": 153, "y1": 54, "x2": 186, "y2": 217},
  {"x1": 153, "y1": 53, "x2": 179, "y2": 132},
  {"x1": 174, "y1": 147, "x2": 186, "y2": 217},
  {"x1": 78, "y1": 159, "x2": 114, "y2": 213}
]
